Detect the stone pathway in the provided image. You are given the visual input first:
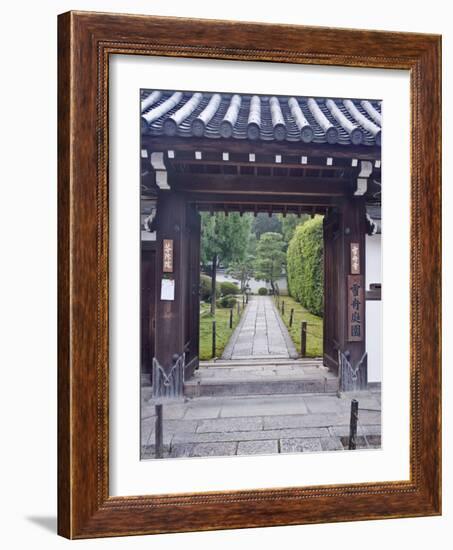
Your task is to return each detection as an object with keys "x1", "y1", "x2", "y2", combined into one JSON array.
[
  {"x1": 141, "y1": 388, "x2": 381, "y2": 459},
  {"x1": 222, "y1": 295, "x2": 298, "y2": 360}
]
